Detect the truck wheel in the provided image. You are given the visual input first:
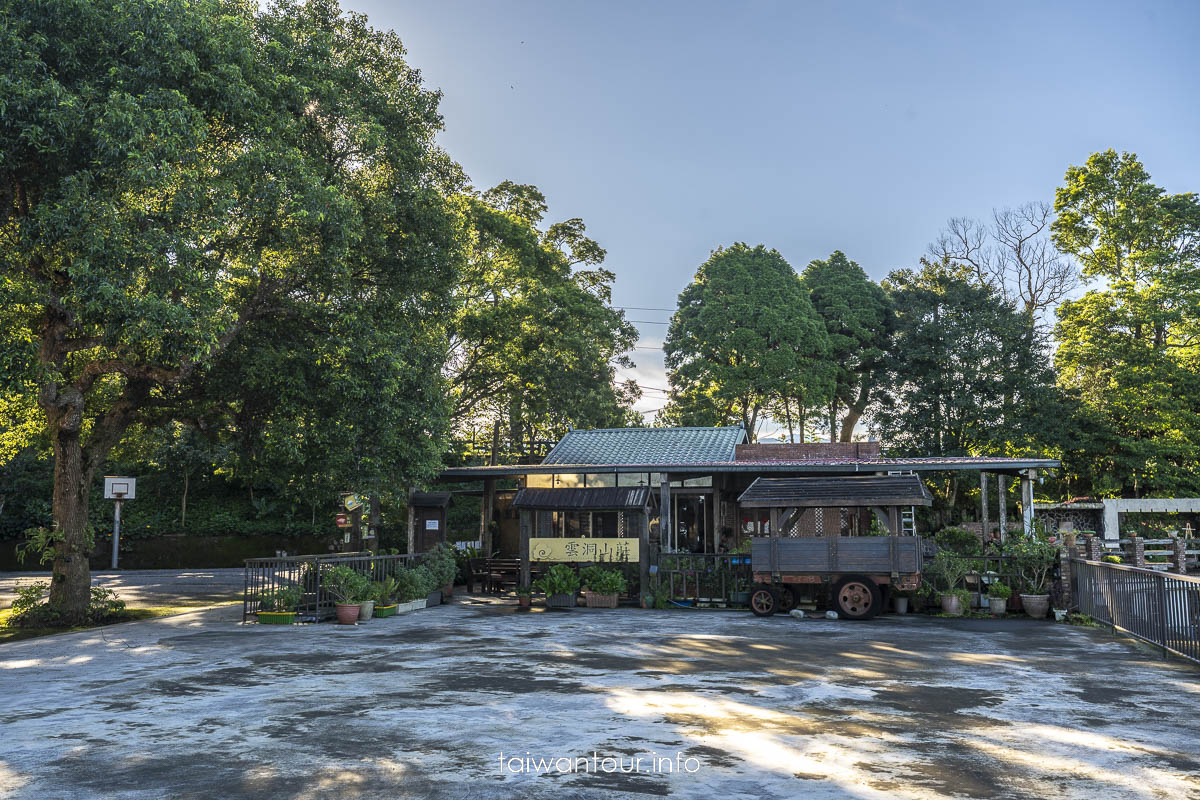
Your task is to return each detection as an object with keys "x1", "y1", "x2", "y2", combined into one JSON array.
[
  {"x1": 777, "y1": 585, "x2": 798, "y2": 614},
  {"x1": 750, "y1": 586, "x2": 778, "y2": 617},
  {"x1": 832, "y1": 575, "x2": 882, "y2": 620}
]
